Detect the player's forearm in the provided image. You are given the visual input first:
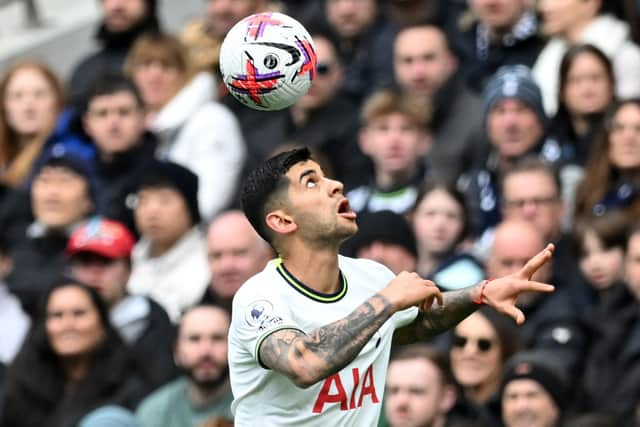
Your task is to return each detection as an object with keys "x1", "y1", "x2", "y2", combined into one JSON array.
[
  {"x1": 414, "y1": 285, "x2": 481, "y2": 340},
  {"x1": 262, "y1": 293, "x2": 394, "y2": 388}
]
